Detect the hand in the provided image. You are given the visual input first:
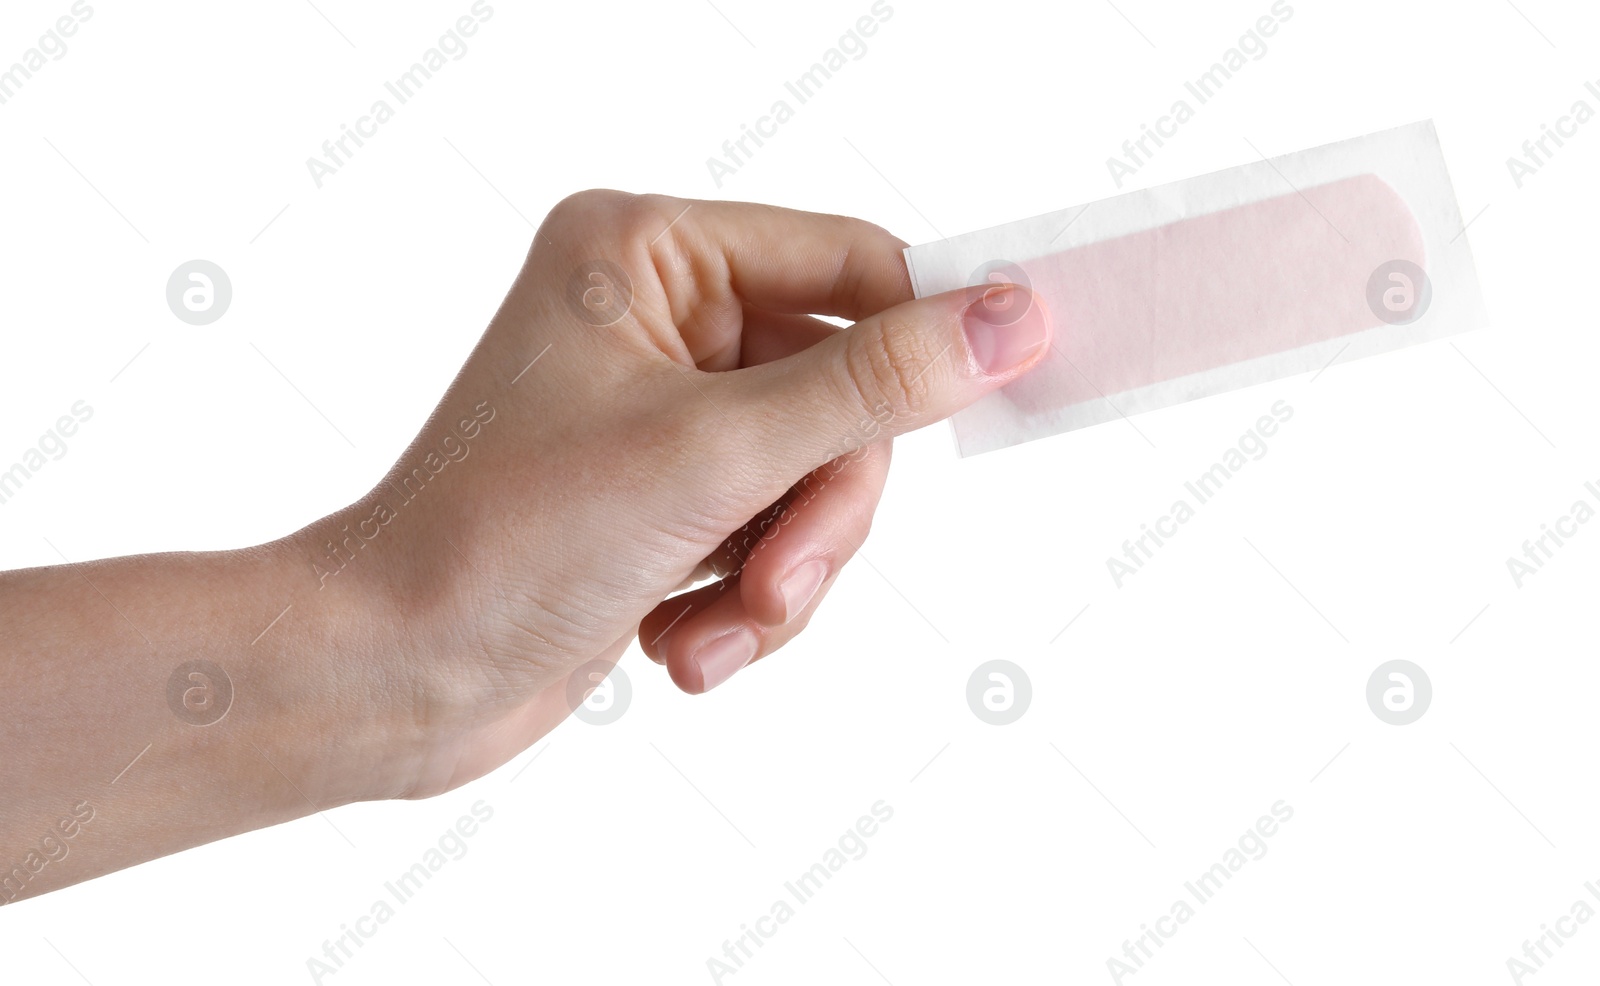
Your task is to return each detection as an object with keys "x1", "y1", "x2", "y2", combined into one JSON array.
[
  {"x1": 0, "y1": 190, "x2": 1051, "y2": 906},
  {"x1": 308, "y1": 190, "x2": 1054, "y2": 800}
]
